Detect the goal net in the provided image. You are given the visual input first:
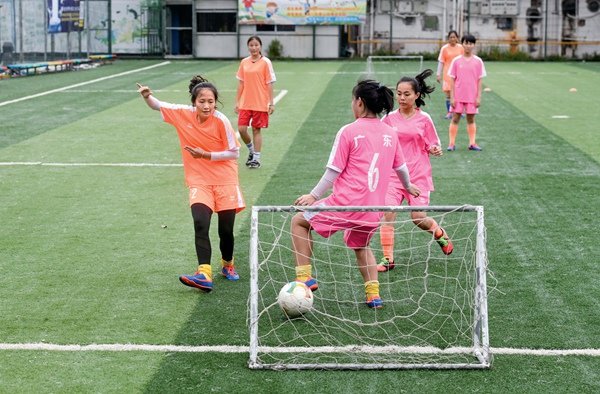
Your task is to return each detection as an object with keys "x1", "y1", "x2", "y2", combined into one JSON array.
[
  {"x1": 248, "y1": 205, "x2": 492, "y2": 370},
  {"x1": 365, "y1": 55, "x2": 424, "y2": 88}
]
